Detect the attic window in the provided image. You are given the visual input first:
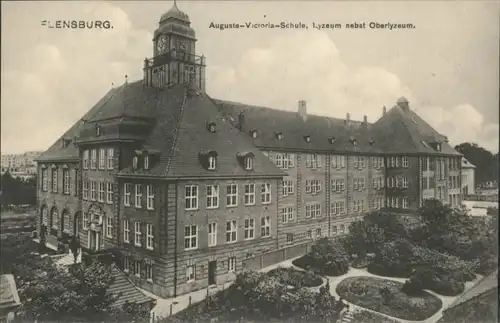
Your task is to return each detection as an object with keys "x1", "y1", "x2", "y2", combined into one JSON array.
[
  {"x1": 369, "y1": 139, "x2": 376, "y2": 146},
  {"x1": 436, "y1": 143, "x2": 441, "y2": 151},
  {"x1": 144, "y1": 156, "x2": 149, "y2": 170},
  {"x1": 250, "y1": 130, "x2": 258, "y2": 138},
  {"x1": 96, "y1": 124, "x2": 101, "y2": 136},
  {"x1": 237, "y1": 152, "x2": 255, "y2": 171},
  {"x1": 275, "y1": 132, "x2": 284, "y2": 140},
  {"x1": 199, "y1": 151, "x2": 218, "y2": 170},
  {"x1": 304, "y1": 135, "x2": 311, "y2": 143},
  {"x1": 132, "y1": 156, "x2": 138, "y2": 169},
  {"x1": 328, "y1": 137, "x2": 336, "y2": 144},
  {"x1": 62, "y1": 138, "x2": 71, "y2": 148},
  {"x1": 350, "y1": 137, "x2": 357, "y2": 146},
  {"x1": 207, "y1": 122, "x2": 216, "y2": 133}
]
